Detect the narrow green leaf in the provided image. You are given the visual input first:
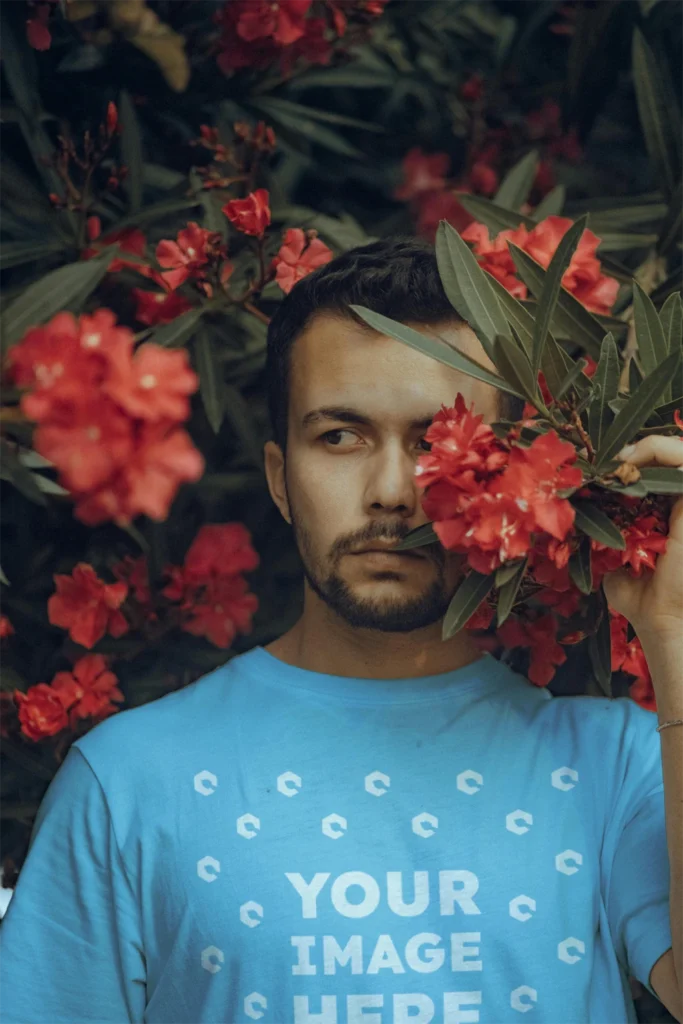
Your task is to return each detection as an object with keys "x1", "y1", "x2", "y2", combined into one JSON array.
[
  {"x1": 554, "y1": 358, "x2": 589, "y2": 400},
  {"x1": 151, "y1": 308, "x2": 203, "y2": 348},
  {"x1": 495, "y1": 560, "x2": 525, "y2": 587},
  {"x1": 587, "y1": 333, "x2": 619, "y2": 449},
  {"x1": 633, "y1": 281, "x2": 668, "y2": 378},
  {"x1": 632, "y1": 29, "x2": 682, "y2": 198},
  {"x1": 596, "y1": 232, "x2": 658, "y2": 252},
  {"x1": 248, "y1": 96, "x2": 384, "y2": 132},
  {"x1": 594, "y1": 348, "x2": 682, "y2": 468},
  {"x1": 0, "y1": 251, "x2": 115, "y2": 353},
  {"x1": 0, "y1": 444, "x2": 47, "y2": 506},
  {"x1": 636, "y1": 467, "x2": 683, "y2": 494},
  {"x1": 394, "y1": 524, "x2": 439, "y2": 551},
  {"x1": 251, "y1": 98, "x2": 363, "y2": 158},
  {"x1": 496, "y1": 558, "x2": 528, "y2": 626},
  {"x1": 588, "y1": 589, "x2": 612, "y2": 697},
  {"x1": 493, "y1": 334, "x2": 539, "y2": 407},
  {"x1": 531, "y1": 185, "x2": 566, "y2": 221},
  {"x1": 435, "y1": 221, "x2": 512, "y2": 362},
  {"x1": 119, "y1": 90, "x2": 143, "y2": 213},
  {"x1": 485, "y1": 273, "x2": 534, "y2": 354},
  {"x1": 531, "y1": 216, "x2": 588, "y2": 376},
  {"x1": 350, "y1": 306, "x2": 522, "y2": 397},
  {"x1": 508, "y1": 244, "x2": 605, "y2": 358},
  {"x1": 195, "y1": 327, "x2": 224, "y2": 434},
  {"x1": 572, "y1": 499, "x2": 625, "y2": 549},
  {"x1": 456, "y1": 194, "x2": 535, "y2": 235},
  {"x1": 657, "y1": 180, "x2": 682, "y2": 255},
  {"x1": 569, "y1": 535, "x2": 593, "y2": 594},
  {"x1": 659, "y1": 292, "x2": 683, "y2": 354},
  {"x1": 0, "y1": 565, "x2": 8, "y2": 585},
  {"x1": 494, "y1": 150, "x2": 539, "y2": 211},
  {"x1": 442, "y1": 571, "x2": 495, "y2": 640},
  {"x1": 0, "y1": 239, "x2": 67, "y2": 270}
]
